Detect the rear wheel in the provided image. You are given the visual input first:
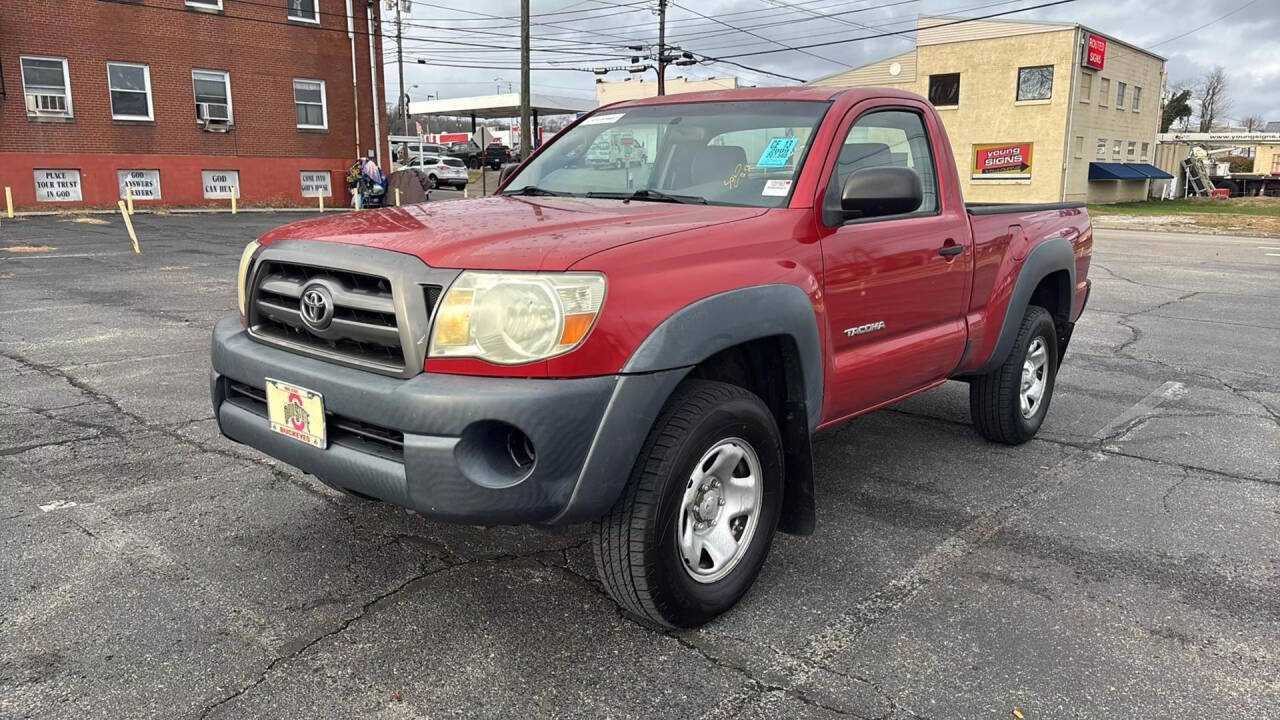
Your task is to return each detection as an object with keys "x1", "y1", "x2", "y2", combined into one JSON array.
[
  {"x1": 427, "y1": 174, "x2": 438, "y2": 189},
  {"x1": 969, "y1": 305, "x2": 1058, "y2": 444},
  {"x1": 593, "y1": 380, "x2": 783, "y2": 628}
]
